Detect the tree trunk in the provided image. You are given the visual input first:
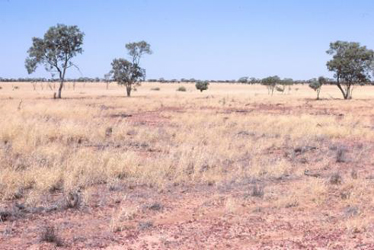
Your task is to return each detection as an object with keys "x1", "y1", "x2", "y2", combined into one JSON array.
[
  {"x1": 316, "y1": 88, "x2": 321, "y2": 100},
  {"x1": 57, "y1": 80, "x2": 64, "y2": 99},
  {"x1": 126, "y1": 86, "x2": 131, "y2": 97},
  {"x1": 336, "y1": 76, "x2": 351, "y2": 100},
  {"x1": 346, "y1": 85, "x2": 353, "y2": 99}
]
